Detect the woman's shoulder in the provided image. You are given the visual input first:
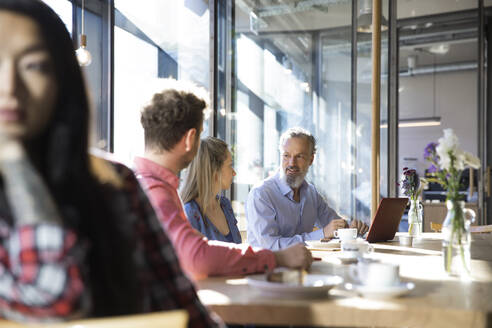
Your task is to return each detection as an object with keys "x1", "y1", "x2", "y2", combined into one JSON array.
[
  {"x1": 184, "y1": 198, "x2": 199, "y2": 209},
  {"x1": 183, "y1": 199, "x2": 201, "y2": 216},
  {"x1": 219, "y1": 196, "x2": 236, "y2": 220},
  {"x1": 183, "y1": 200, "x2": 205, "y2": 230},
  {"x1": 218, "y1": 195, "x2": 232, "y2": 207}
]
